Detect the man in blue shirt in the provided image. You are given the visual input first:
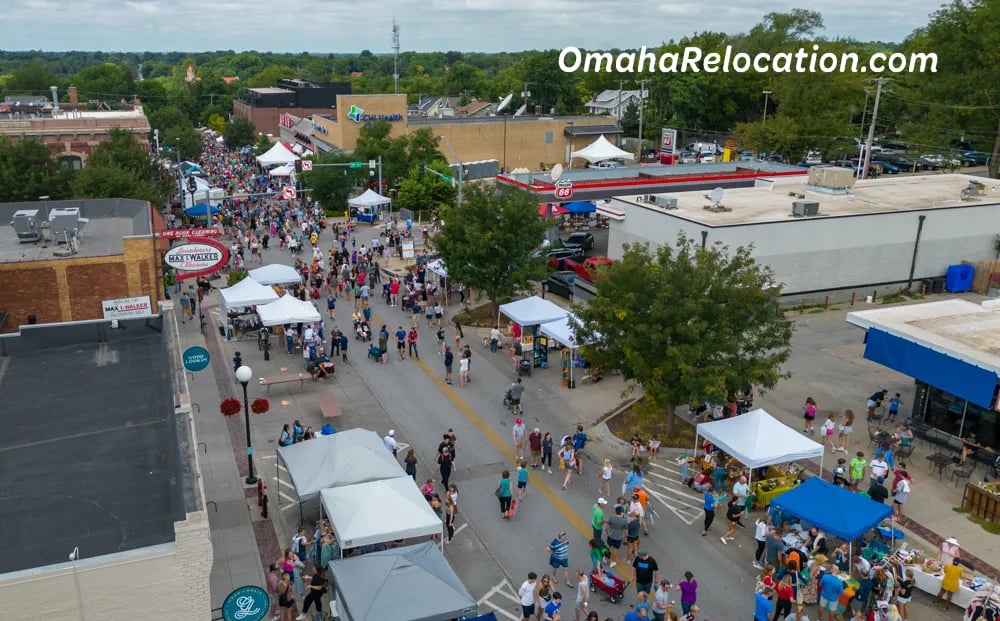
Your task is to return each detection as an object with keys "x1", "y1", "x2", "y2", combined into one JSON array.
[
  {"x1": 624, "y1": 606, "x2": 648, "y2": 621},
  {"x1": 701, "y1": 488, "x2": 717, "y2": 536},
  {"x1": 818, "y1": 571, "x2": 845, "y2": 621},
  {"x1": 754, "y1": 590, "x2": 773, "y2": 621},
  {"x1": 395, "y1": 326, "x2": 407, "y2": 360},
  {"x1": 548, "y1": 532, "x2": 572, "y2": 586},
  {"x1": 542, "y1": 592, "x2": 562, "y2": 621}
]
